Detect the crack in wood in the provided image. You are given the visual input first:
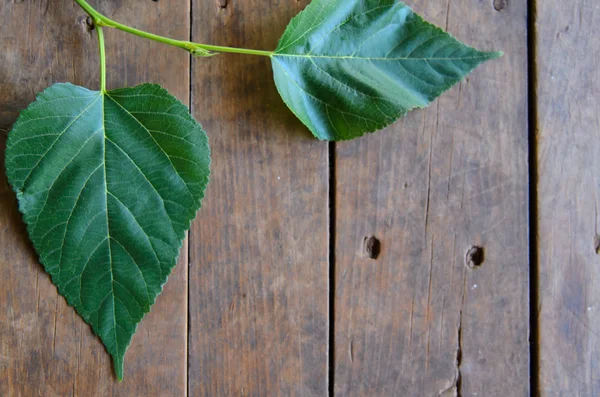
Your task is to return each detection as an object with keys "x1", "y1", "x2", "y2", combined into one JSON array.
[{"x1": 455, "y1": 268, "x2": 468, "y2": 397}]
